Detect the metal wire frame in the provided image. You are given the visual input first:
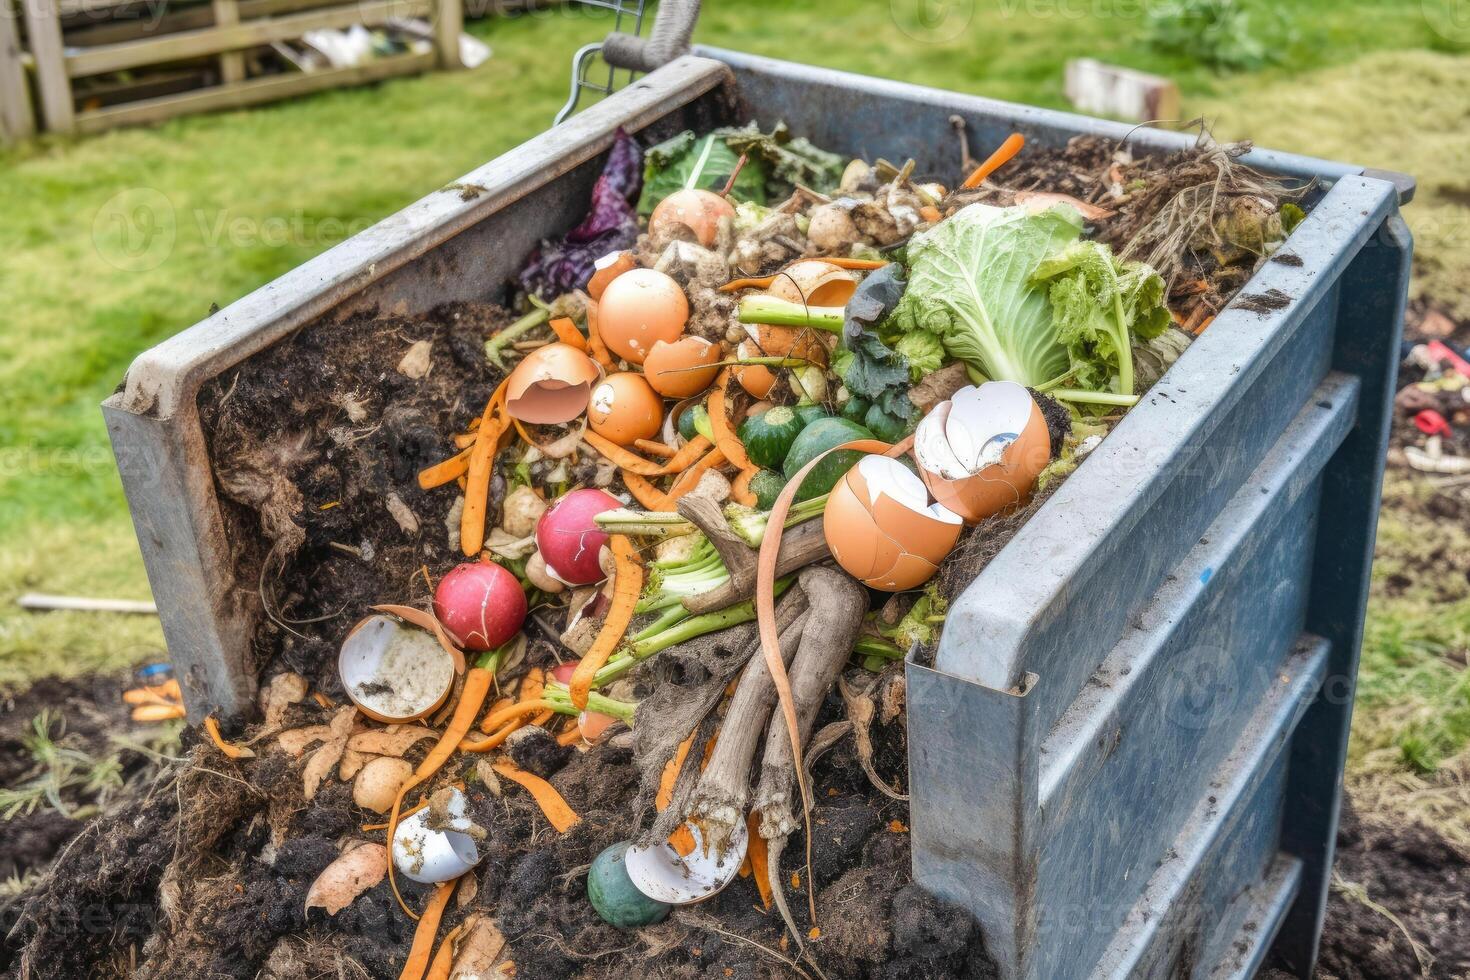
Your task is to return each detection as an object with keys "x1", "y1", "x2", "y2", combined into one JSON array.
[{"x1": 553, "y1": 0, "x2": 647, "y2": 125}]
